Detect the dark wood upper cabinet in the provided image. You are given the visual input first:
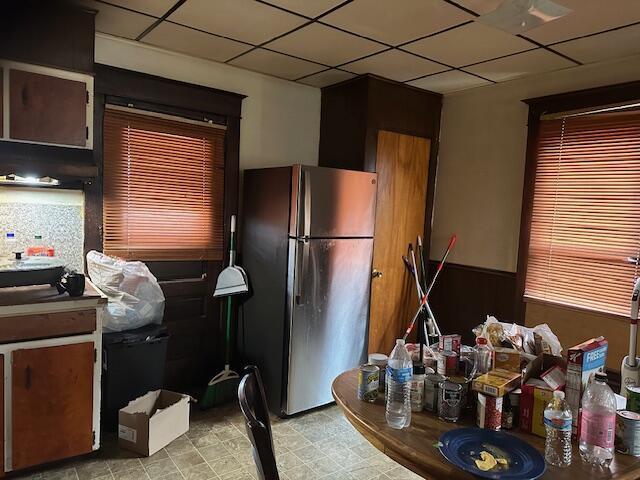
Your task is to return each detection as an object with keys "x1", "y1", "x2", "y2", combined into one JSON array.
[
  {"x1": 12, "y1": 342, "x2": 94, "y2": 470},
  {"x1": 0, "y1": 1, "x2": 95, "y2": 74},
  {"x1": 10, "y1": 69, "x2": 89, "y2": 147}
]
